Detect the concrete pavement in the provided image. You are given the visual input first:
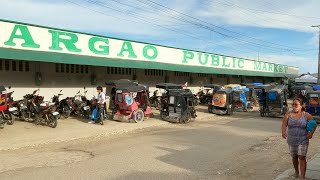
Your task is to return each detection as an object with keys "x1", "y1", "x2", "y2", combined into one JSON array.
[
  {"x1": 2, "y1": 106, "x2": 319, "y2": 179},
  {"x1": 306, "y1": 153, "x2": 320, "y2": 180},
  {"x1": 0, "y1": 109, "x2": 287, "y2": 180},
  {"x1": 275, "y1": 152, "x2": 320, "y2": 180},
  {"x1": 0, "y1": 114, "x2": 169, "y2": 151},
  {"x1": 0, "y1": 106, "x2": 217, "y2": 151}
]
